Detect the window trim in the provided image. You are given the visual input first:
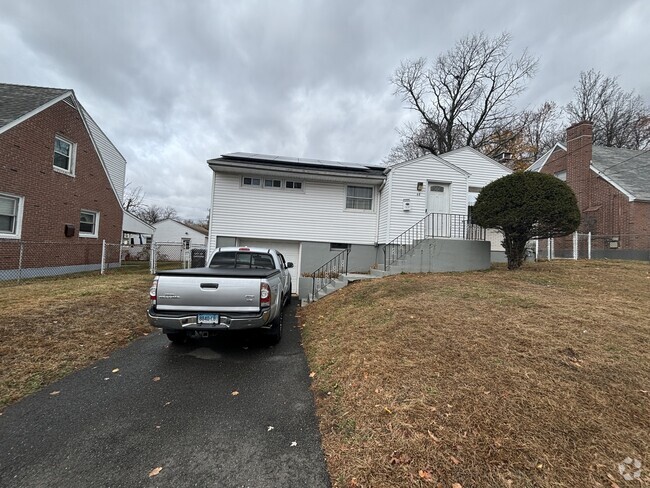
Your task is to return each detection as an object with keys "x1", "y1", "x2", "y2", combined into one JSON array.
[
  {"x1": 345, "y1": 185, "x2": 374, "y2": 212},
  {"x1": 79, "y1": 210, "x2": 100, "y2": 238},
  {"x1": 242, "y1": 176, "x2": 261, "y2": 187},
  {"x1": 0, "y1": 192, "x2": 24, "y2": 239},
  {"x1": 53, "y1": 135, "x2": 76, "y2": 176}
]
